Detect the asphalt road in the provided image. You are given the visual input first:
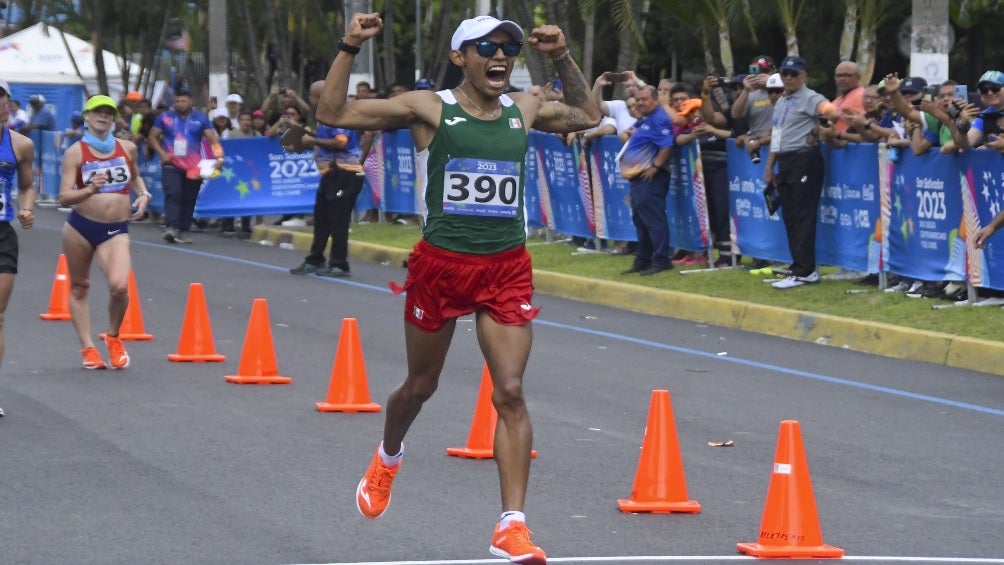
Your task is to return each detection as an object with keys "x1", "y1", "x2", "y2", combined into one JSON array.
[{"x1": 3, "y1": 209, "x2": 1004, "y2": 565}]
